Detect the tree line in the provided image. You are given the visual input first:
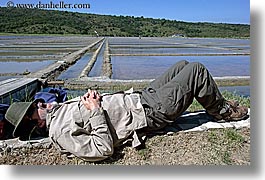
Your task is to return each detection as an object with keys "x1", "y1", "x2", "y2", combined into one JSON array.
[{"x1": 0, "y1": 7, "x2": 250, "y2": 38}]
